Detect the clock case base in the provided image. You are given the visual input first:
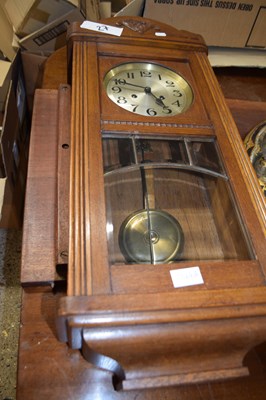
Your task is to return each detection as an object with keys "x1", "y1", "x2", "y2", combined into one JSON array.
[
  {"x1": 24, "y1": 17, "x2": 266, "y2": 391},
  {"x1": 56, "y1": 290, "x2": 266, "y2": 391}
]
